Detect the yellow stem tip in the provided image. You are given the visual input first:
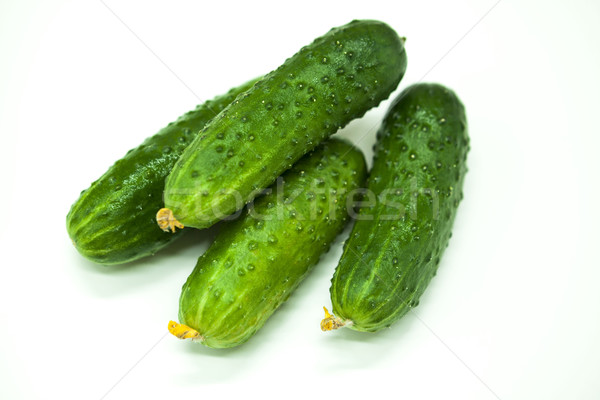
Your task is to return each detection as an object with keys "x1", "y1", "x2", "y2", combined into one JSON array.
[
  {"x1": 157, "y1": 208, "x2": 184, "y2": 233},
  {"x1": 320, "y1": 306, "x2": 347, "y2": 331},
  {"x1": 167, "y1": 320, "x2": 202, "y2": 341}
]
